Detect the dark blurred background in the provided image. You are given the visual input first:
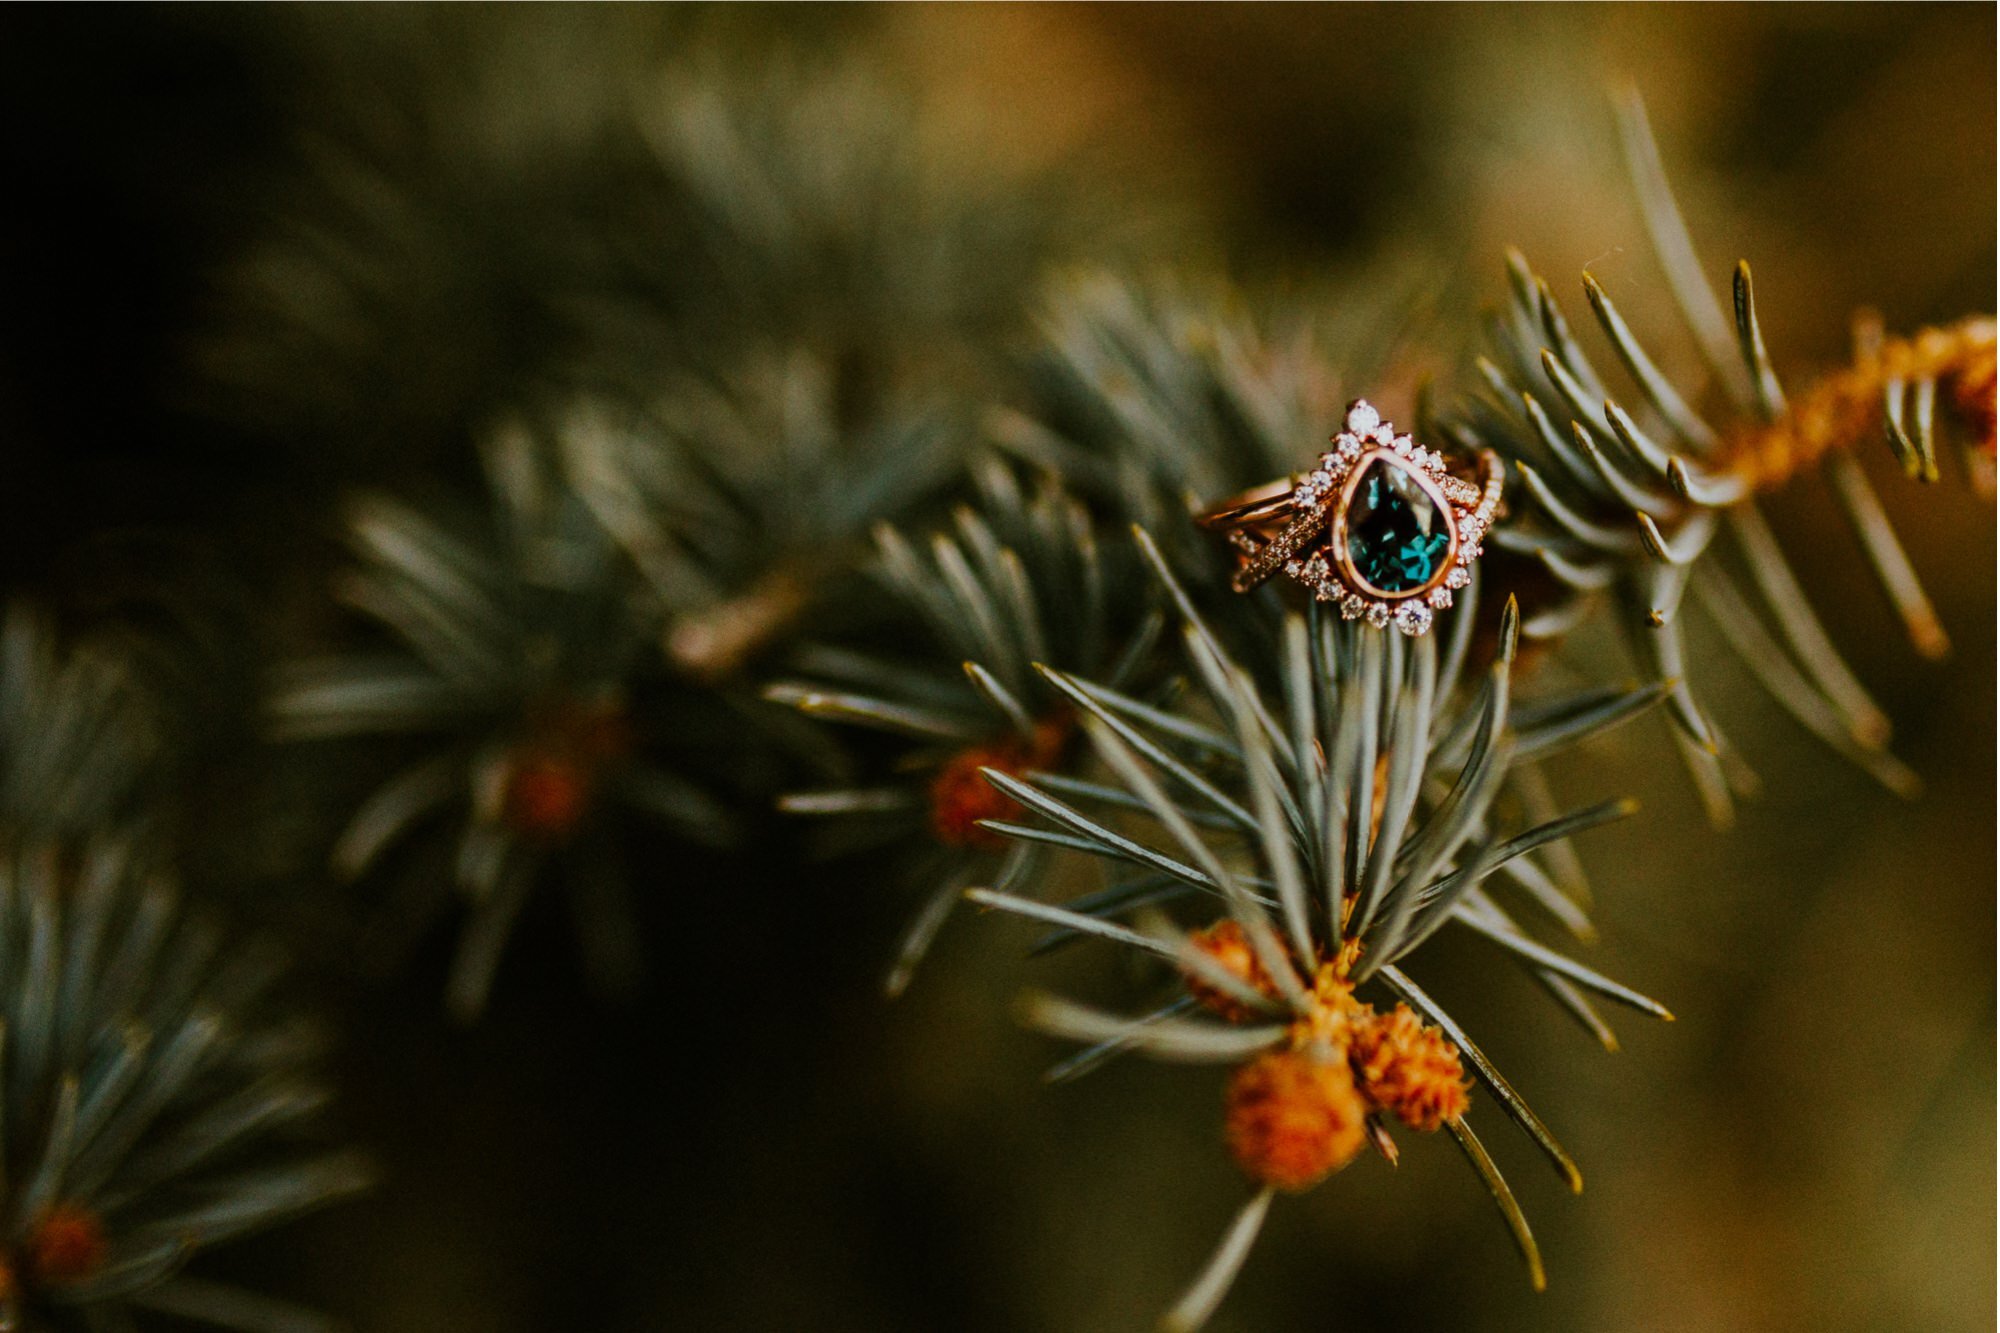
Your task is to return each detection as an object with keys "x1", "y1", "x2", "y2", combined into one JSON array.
[{"x1": 0, "y1": 5, "x2": 1991, "y2": 1330}]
